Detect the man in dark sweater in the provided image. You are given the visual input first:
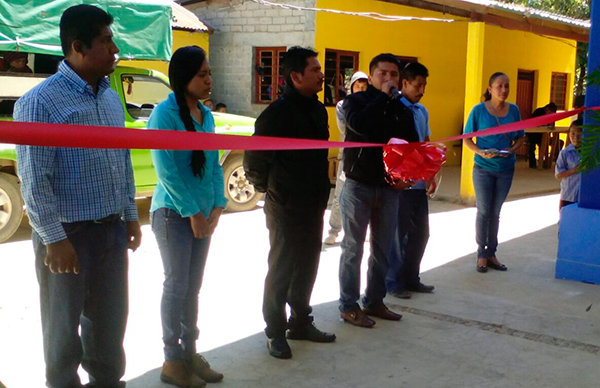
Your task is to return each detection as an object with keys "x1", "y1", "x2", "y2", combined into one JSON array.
[
  {"x1": 244, "y1": 47, "x2": 335, "y2": 359},
  {"x1": 529, "y1": 102, "x2": 557, "y2": 168},
  {"x1": 338, "y1": 53, "x2": 419, "y2": 328}
]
